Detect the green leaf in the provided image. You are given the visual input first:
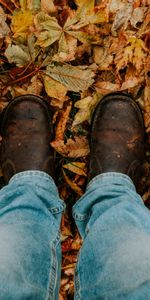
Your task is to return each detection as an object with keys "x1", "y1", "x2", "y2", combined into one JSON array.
[{"x1": 45, "y1": 64, "x2": 95, "y2": 92}]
